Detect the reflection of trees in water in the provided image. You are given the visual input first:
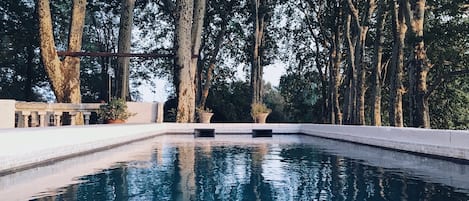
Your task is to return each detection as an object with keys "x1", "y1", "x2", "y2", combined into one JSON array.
[
  {"x1": 34, "y1": 143, "x2": 469, "y2": 201},
  {"x1": 57, "y1": 145, "x2": 179, "y2": 200},
  {"x1": 195, "y1": 145, "x2": 256, "y2": 200},
  {"x1": 176, "y1": 143, "x2": 196, "y2": 201}
]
